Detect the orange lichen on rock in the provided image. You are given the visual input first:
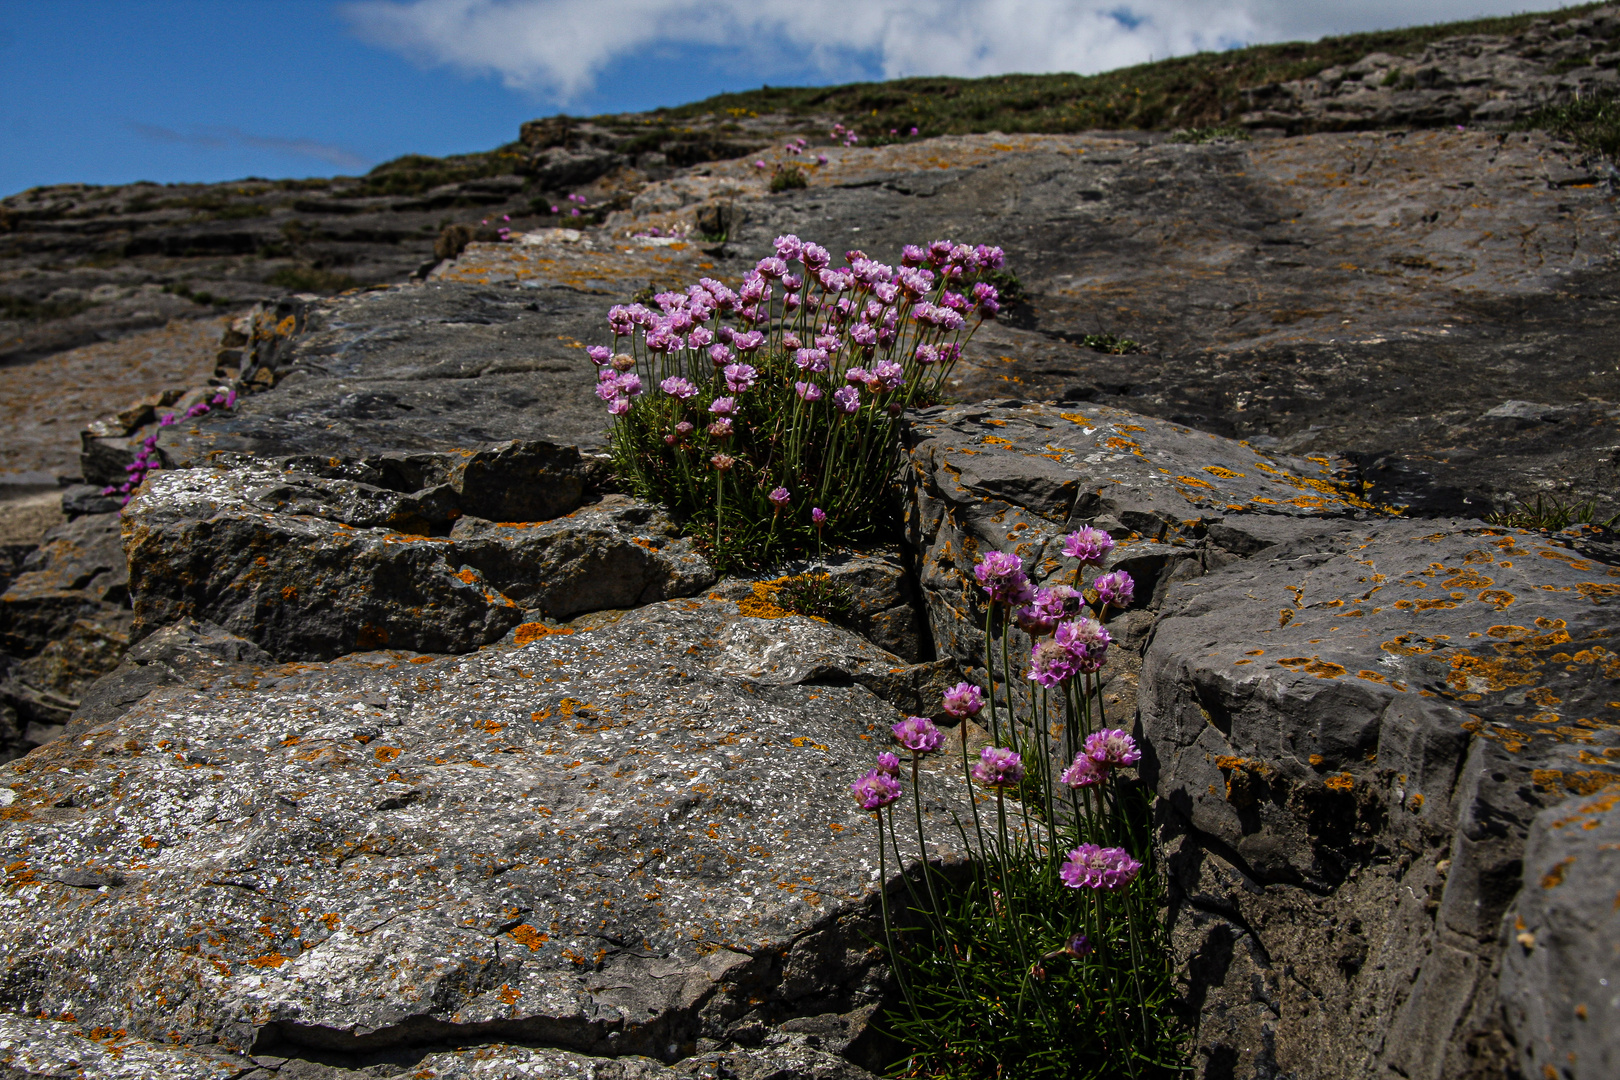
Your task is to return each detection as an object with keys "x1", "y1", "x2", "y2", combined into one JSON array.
[{"x1": 514, "y1": 623, "x2": 573, "y2": 646}]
